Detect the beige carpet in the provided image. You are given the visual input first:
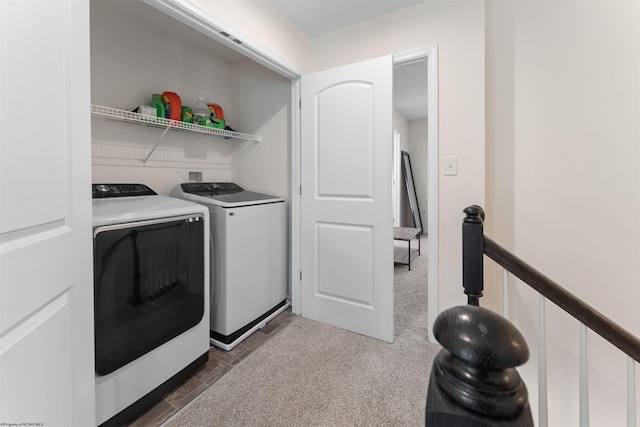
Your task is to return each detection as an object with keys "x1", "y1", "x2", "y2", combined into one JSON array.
[{"x1": 163, "y1": 237, "x2": 440, "y2": 426}]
